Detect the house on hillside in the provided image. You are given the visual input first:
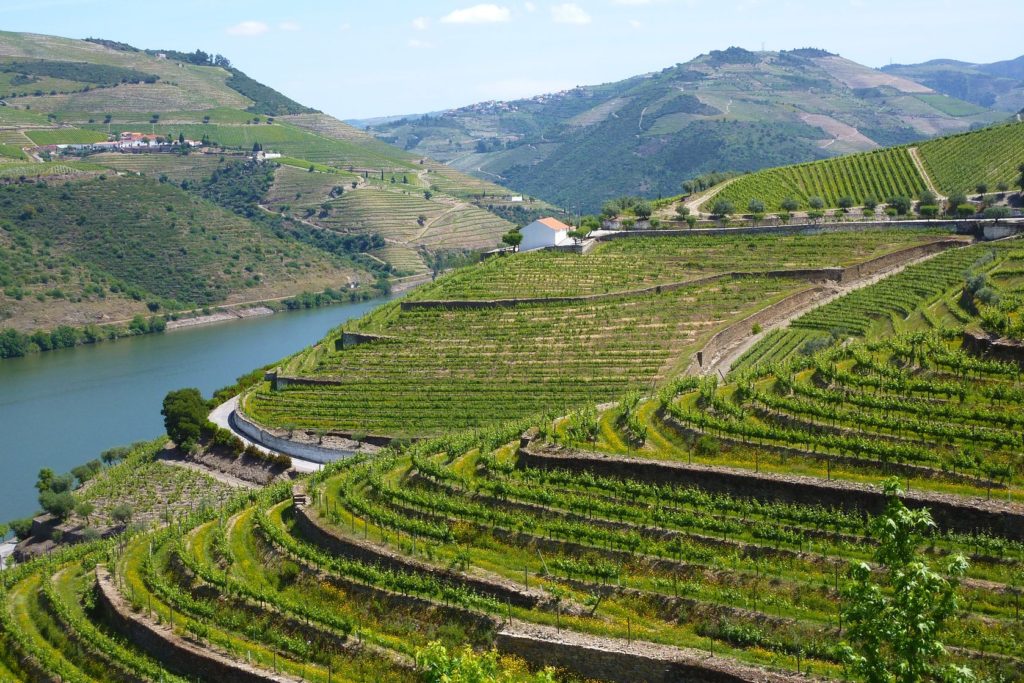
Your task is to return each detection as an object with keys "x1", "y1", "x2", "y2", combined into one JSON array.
[{"x1": 520, "y1": 217, "x2": 572, "y2": 251}]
